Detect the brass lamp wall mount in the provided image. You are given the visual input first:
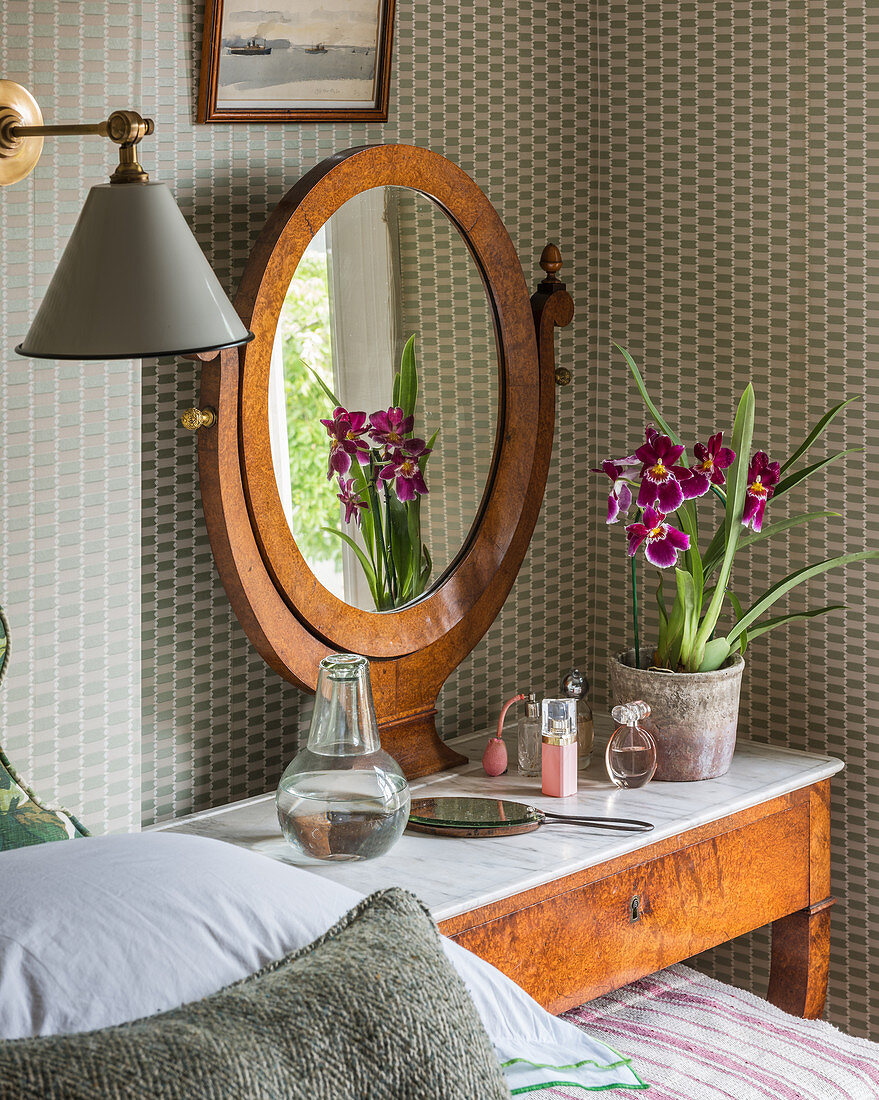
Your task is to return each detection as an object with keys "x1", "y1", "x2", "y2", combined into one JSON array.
[{"x1": 0, "y1": 81, "x2": 153, "y2": 186}]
